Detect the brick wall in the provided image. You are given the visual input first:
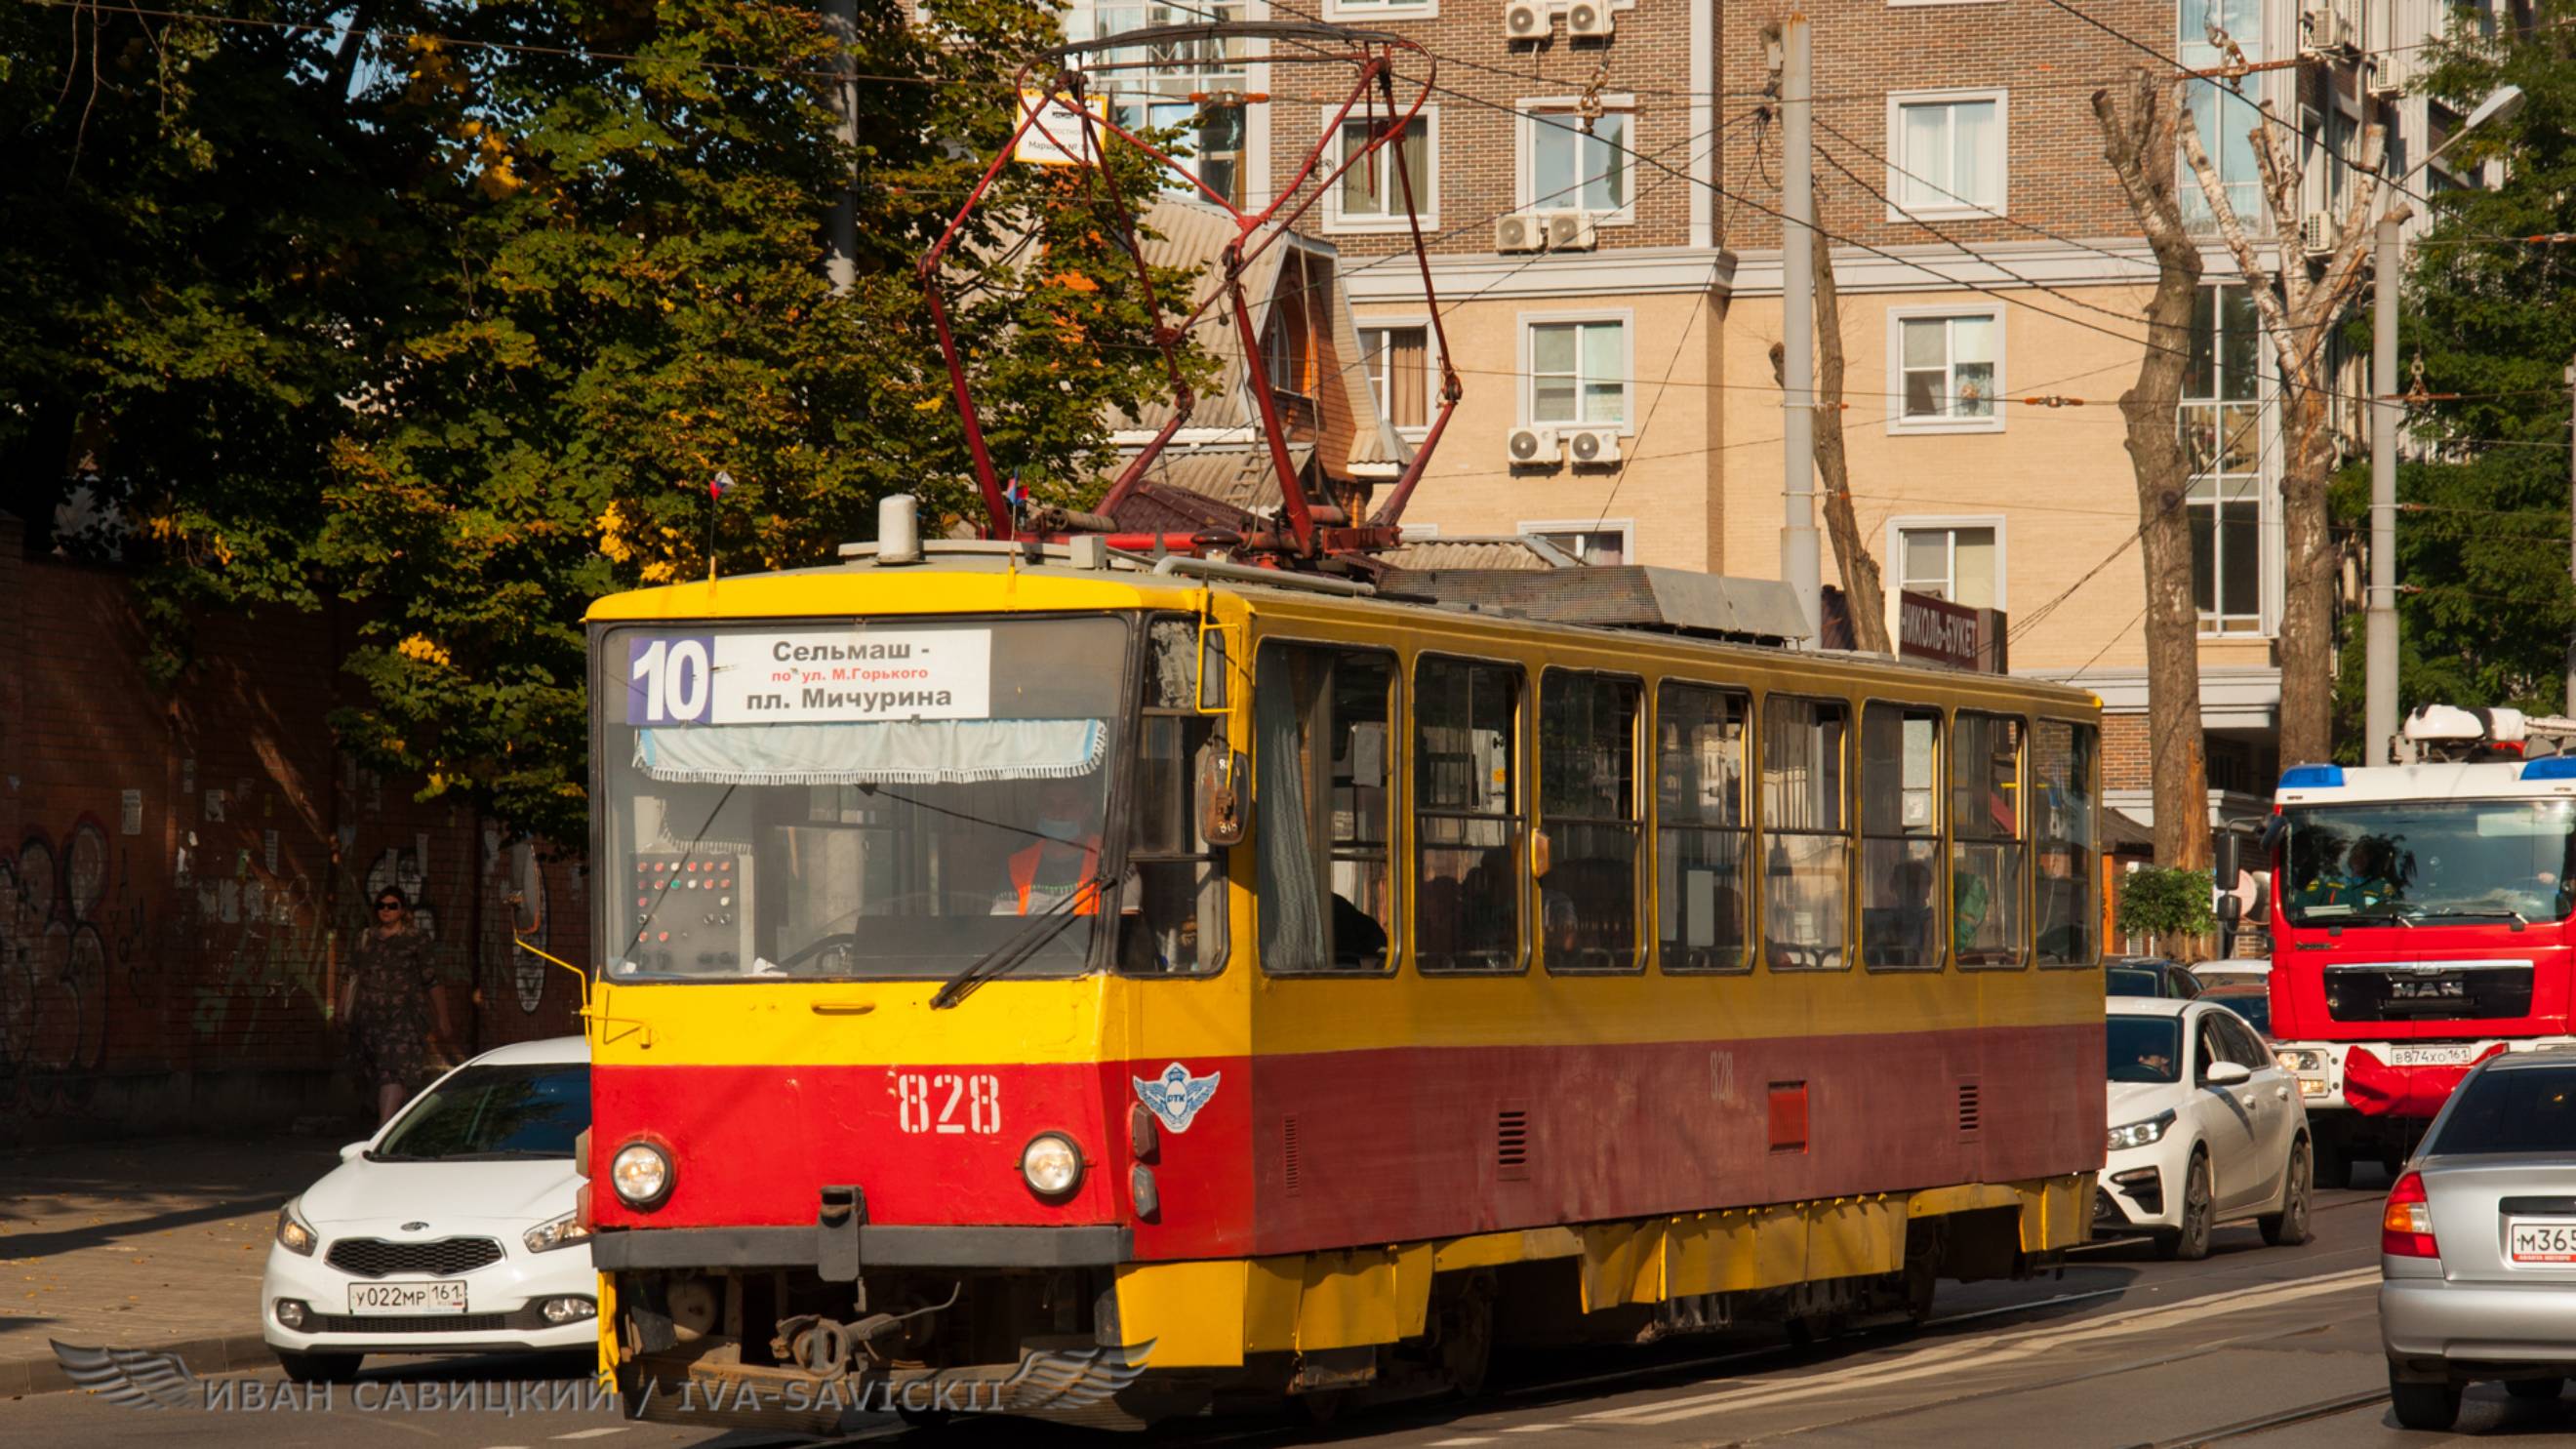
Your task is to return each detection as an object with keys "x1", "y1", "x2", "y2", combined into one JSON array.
[
  {"x1": 1267, "y1": 1, "x2": 1708, "y2": 258},
  {"x1": 1716, "y1": 0, "x2": 2183, "y2": 254},
  {"x1": 0, "y1": 516, "x2": 588, "y2": 1143},
  {"x1": 2102, "y1": 709, "x2": 2152, "y2": 792}
]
